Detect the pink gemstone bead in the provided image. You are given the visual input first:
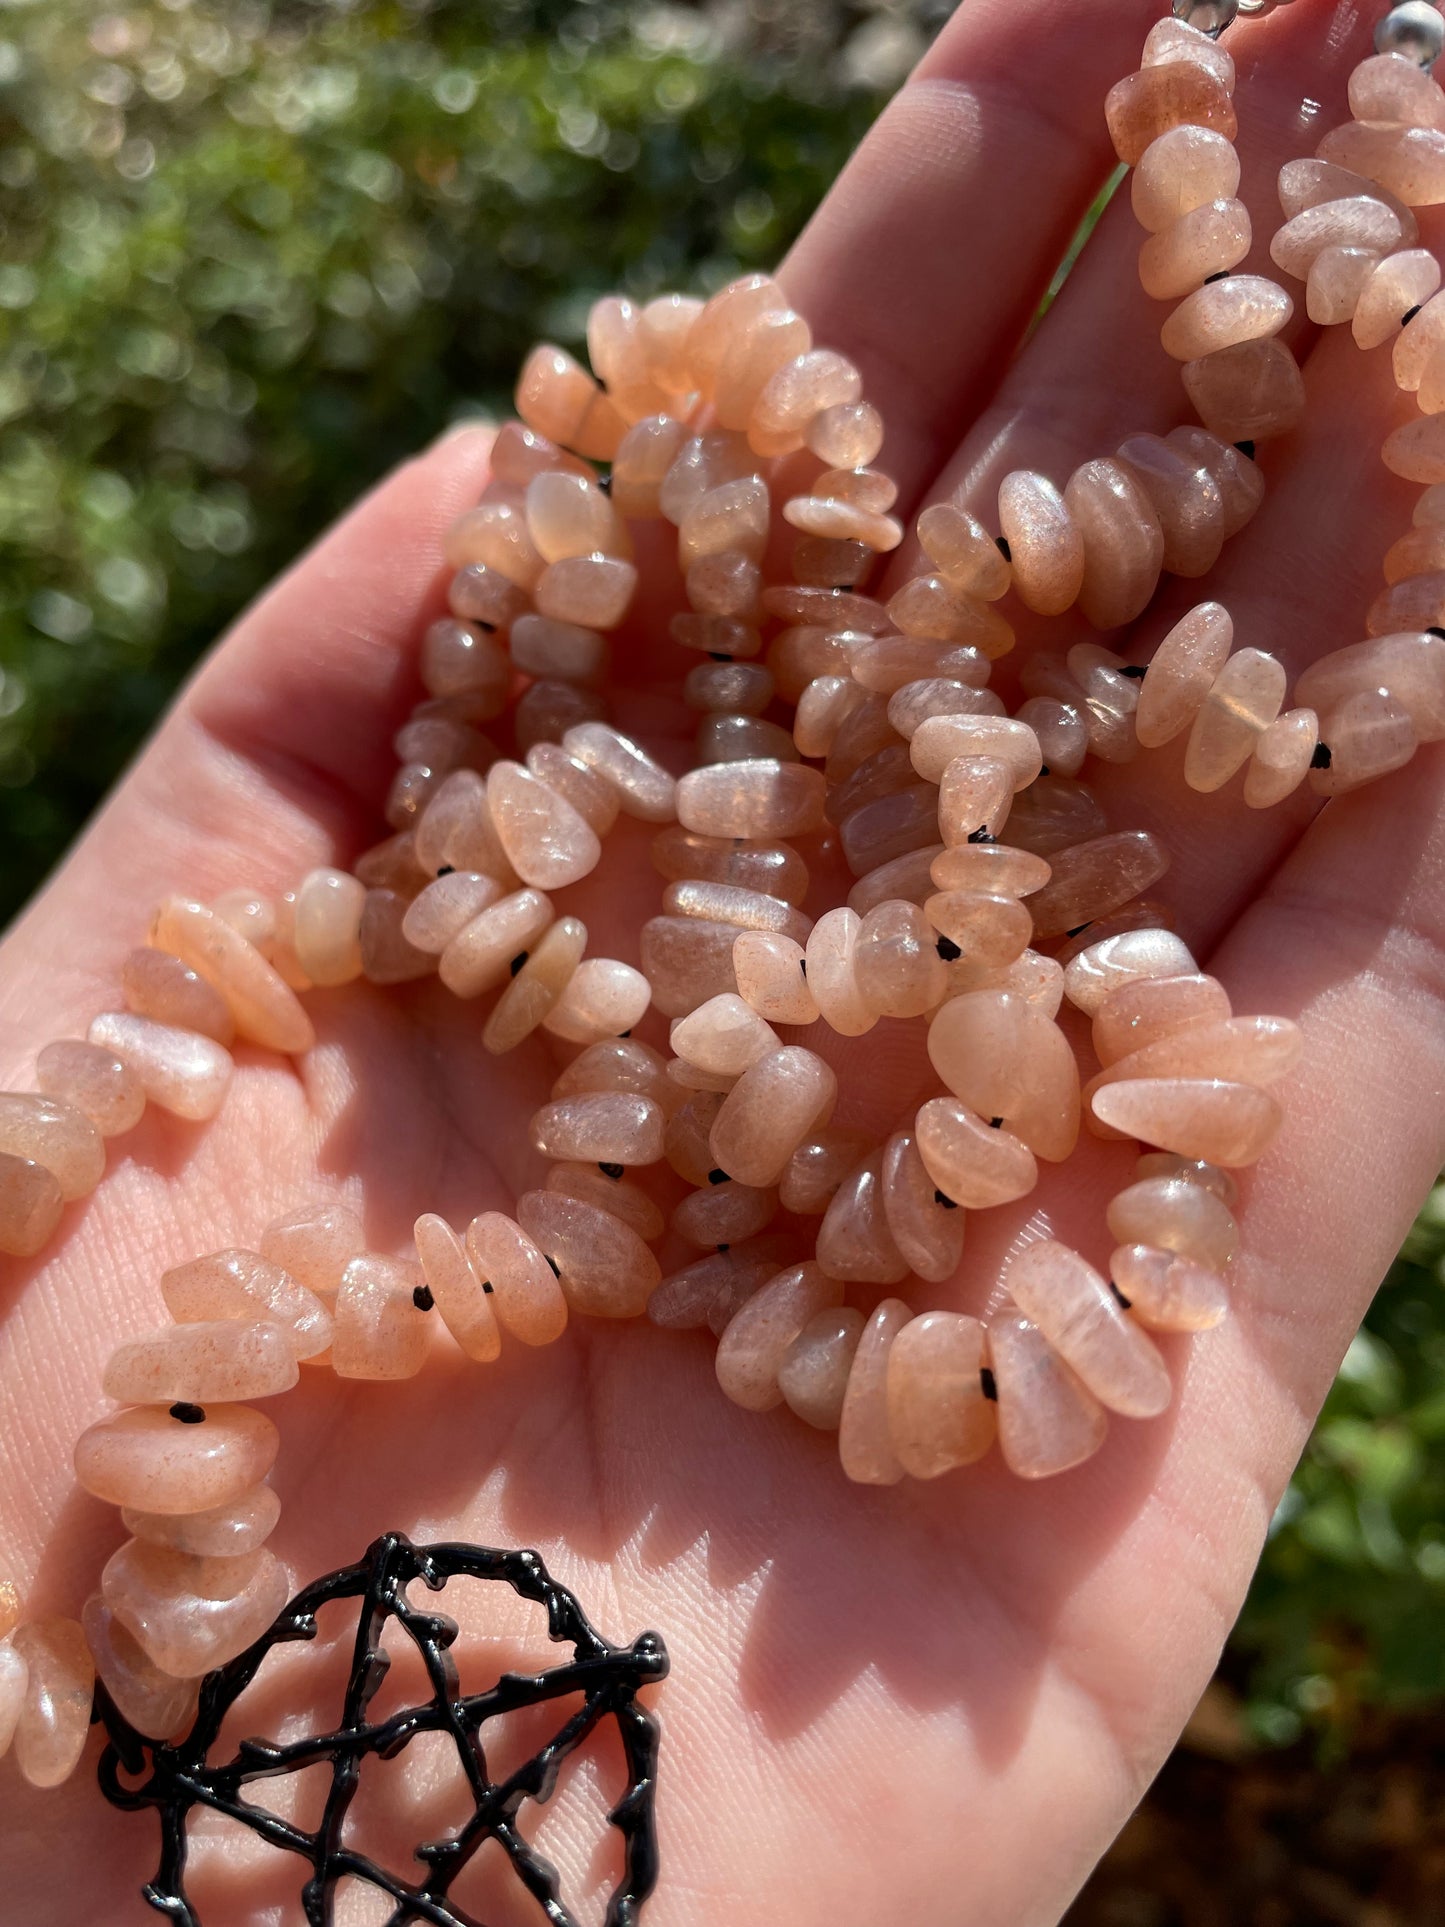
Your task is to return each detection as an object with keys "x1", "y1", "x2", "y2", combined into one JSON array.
[
  {"x1": 989, "y1": 1312, "x2": 1108, "y2": 1480},
  {"x1": 11, "y1": 1619, "x2": 94, "y2": 1789},
  {"x1": 885, "y1": 1312, "x2": 995, "y2": 1478},
  {"x1": 122, "y1": 1486, "x2": 281, "y2": 1559},
  {"x1": 778, "y1": 1307, "x2": 866, "y2": 1430},
  {"x1": 102, "y1": 1539, "x2": 291, "y2": 1678},
  {"x1": 838, "y1": 1299, "x2": 913, "y2": 1486},
  {"x1": 708, "y1": 1047, "x2": 837, "y2": 1189},
  {"x1": 466, "y1": 1211, "x2": 569, "y2": 1344},
  {"x1": 515, "y1": 1190, "x2": 659, "y2": 1318},
  {"x1": 1007, "y1": 1240, "x2": 1171, "y2": 1420},
  {"x1": 149, "y1": 897, "x2": 314, "y2": 1055},
  {"x1": 1064, "y1": 458, "x2": 1165, "y2": 629},
  {"x1": 103, "y1": 1321, "x2": 300, "y2": 1405},
  {"x1": 927, "y1": 989, "x2": 1081, "y2": 1162},
  {"x1": 36, "y1": 1038, "x2": 145, "y2": 1138},
  {"x1": 1110, "y1": 1244, "x2": 1230, "y2": 1332},
  {"x1": 1090, "y1": 1077, "x2": 1284, "y2": 1166},
  {"x1": 74, "y1": 1403, "x2": 280, "y2": 1515},
  {"x1": 715, "y1": 1262, "x2": 840, "y2": 1412},
  {"x1": 332, "y1": 1255, "x2": 431, "y2": 1380},
  {"x1": 816, "y1": 1150, "x2": 910, "y2": 1285},
  {"x1": 913, "y1": 1097, "x2": 1039, "y2": 1208},
  {"x1": 880, "y1": 1130, "x2": 965, "y2": 1283},
  {"x1": 414, "y1": 1214, "x2": 501, "y2": 1364},
  {"x1": 82, "y1": 1595, "x2": 199, "y2": 1740}
]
